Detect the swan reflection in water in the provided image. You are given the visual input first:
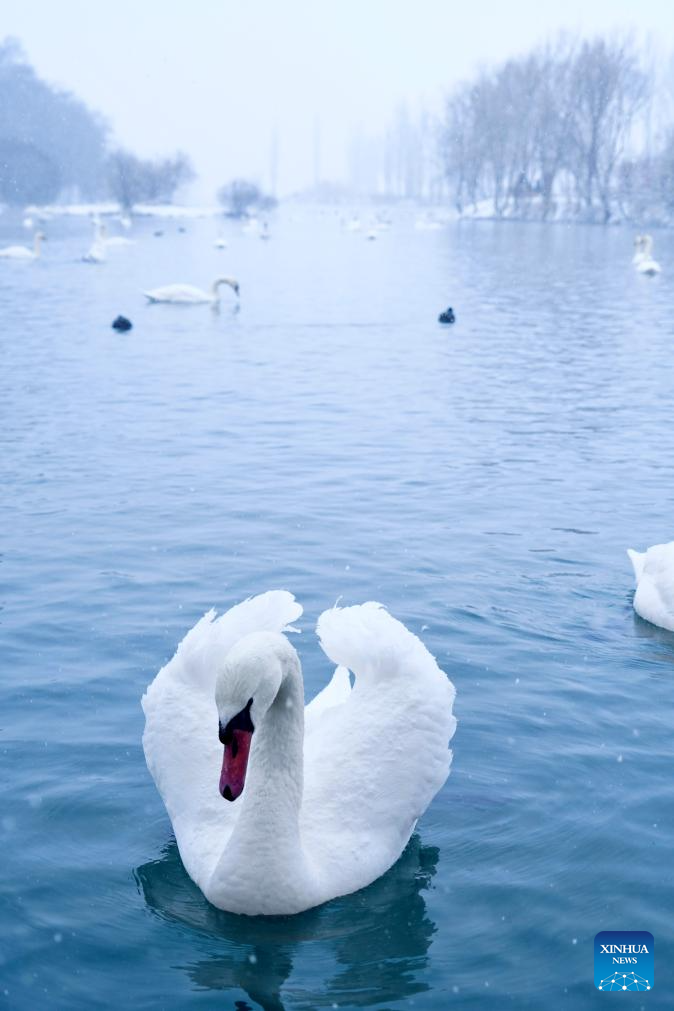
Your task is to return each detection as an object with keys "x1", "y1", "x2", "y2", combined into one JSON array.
[{"x1": 135, "y1": 834, "x2": 439, "y2": 1010}]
